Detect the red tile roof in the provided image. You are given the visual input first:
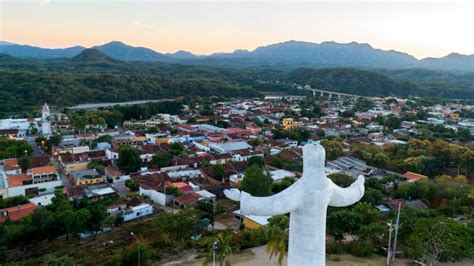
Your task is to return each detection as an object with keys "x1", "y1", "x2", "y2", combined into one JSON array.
[
  {"x1": 105, "y1": 166, "x2": 124, "y2": 178},
  {"x1": 165, "y1": 181, "x2": 193, "y2": 193},
  {"x1": 403, "y1": 172, "x2": 428, "y2": 182},
  {"x1": 65, "y1": 186, "x2": 85, "y2": 198},
  {"x1": 175, "y1": 193, "x2": 200, "y2": 206},
  {"x1": 0, "y1": 203, "x2": 37, "y2": 223},
  {"x1": 7, "y1": 174, "x2": 32, "y2": 187},
  {"x1": 4, "y1": 158, "x2": 20, "y2": 172},
  {"x1": 30, "y1": 166, "x2": 56, "y2": 175},
  {"x1": 133, "y1": 172, "x2": 170, "y2": 191},
  {"x1": 30, "y1": 155, "x2": 50, "y2": 168}
]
